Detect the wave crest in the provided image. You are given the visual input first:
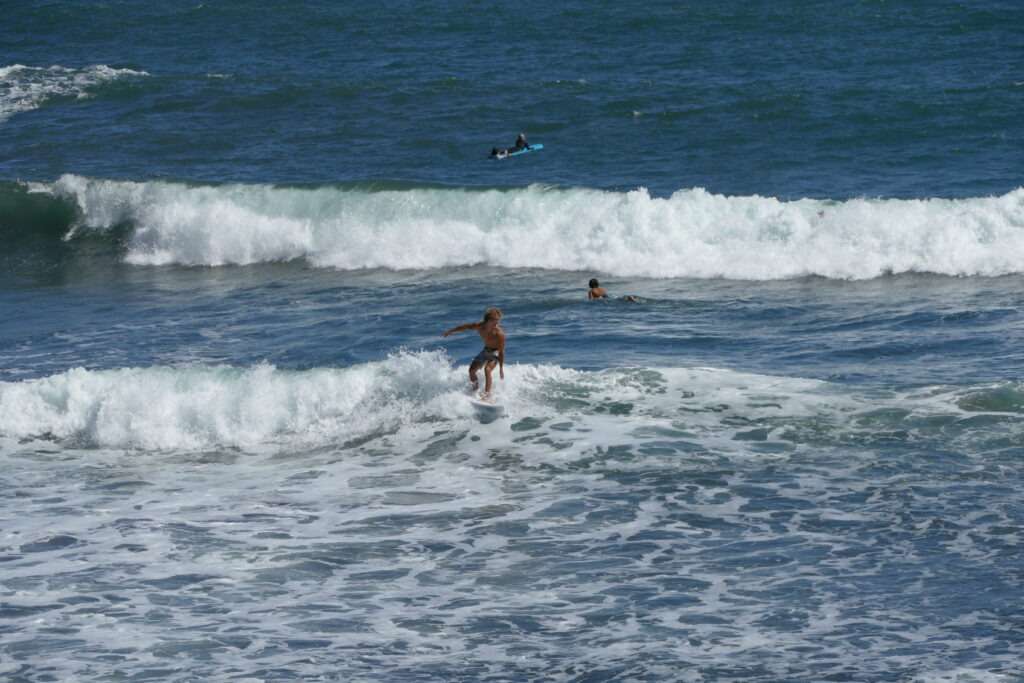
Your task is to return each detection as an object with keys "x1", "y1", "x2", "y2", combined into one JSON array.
[
  {"x1": 0, "y1": 64, "x2": 149, "y2": 122},
  {"x1": 0, "y1": 353, "x2": 460, "y2": 451},
  {"x1": 3, "y1": 354, "x2": 1021, "y2": 453},
  {"x1": 20, "y1": 175, "x2": 1024, "y2": 279}
]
